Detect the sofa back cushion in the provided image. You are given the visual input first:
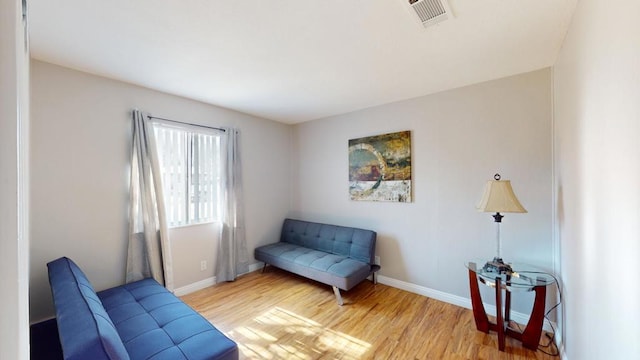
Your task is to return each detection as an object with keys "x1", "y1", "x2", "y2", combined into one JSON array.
[
  {"x1": 47, "y1": 257, "x2": 130, "y2": 360},
  {"x1": 280, "y1": 218, "x2": 376, "y2": 264}
]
